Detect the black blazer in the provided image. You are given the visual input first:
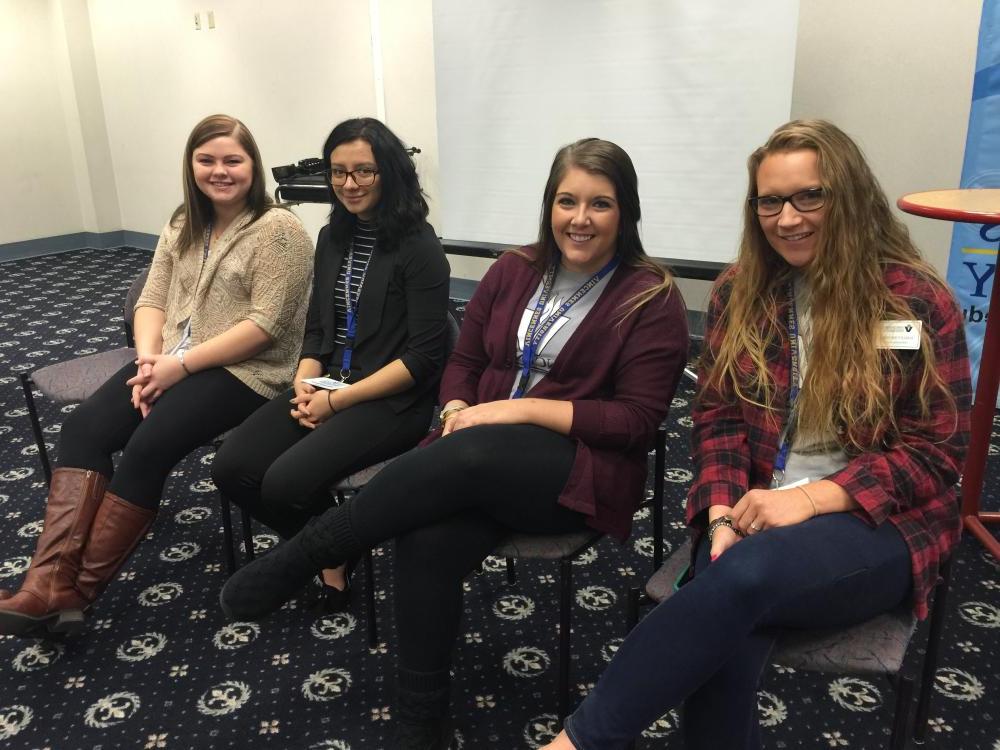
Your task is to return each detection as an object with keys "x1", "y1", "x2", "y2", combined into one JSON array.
[{"x1": 300, "y1": 221, "x2": 451, "y2": 413}]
